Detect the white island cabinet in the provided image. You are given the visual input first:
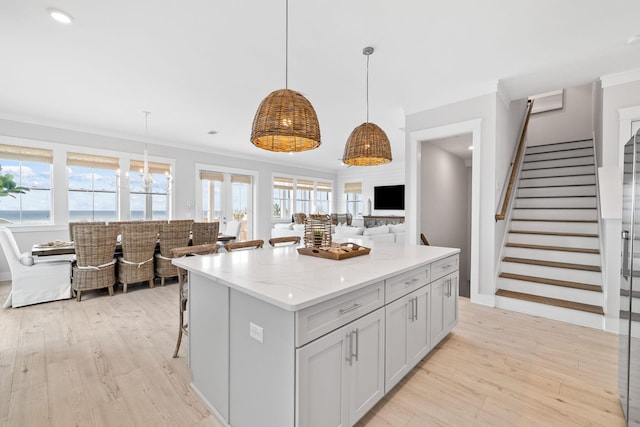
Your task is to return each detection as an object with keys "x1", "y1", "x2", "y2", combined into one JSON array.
[{"x1": 174, "y1": 242, "x2": 459, "y2": 427}]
